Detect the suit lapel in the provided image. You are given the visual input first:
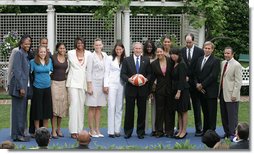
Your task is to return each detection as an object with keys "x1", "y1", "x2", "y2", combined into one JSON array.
[
  {"x1": 130, "y1": 56, "x2": 136, "y2": 73},
  {"x1": 202, "y1": 55, "x2": 212, "y2": 71},
  {"x1": 139, "y1": 56, "x2": 144, "y2": 73}
]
